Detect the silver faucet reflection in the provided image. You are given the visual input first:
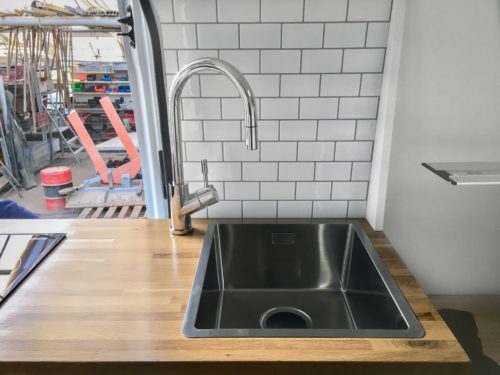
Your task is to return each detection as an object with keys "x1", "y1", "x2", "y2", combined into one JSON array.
[{"x1": 168, "y1": 58, "x2": 258, "y2": 235}]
